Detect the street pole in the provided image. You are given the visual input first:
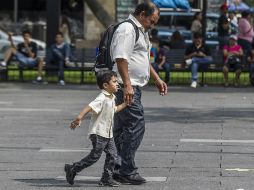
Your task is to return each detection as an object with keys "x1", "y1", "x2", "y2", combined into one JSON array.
[
  {"x1": 46, "y1": 0, "x2": 61, "y2": 48},
  {"x1": 14, "y1": 0, "x2": 18, "y2": 25},
  {"x1": 201, "y1": 0, "x2": 207, "y2": 42}
]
